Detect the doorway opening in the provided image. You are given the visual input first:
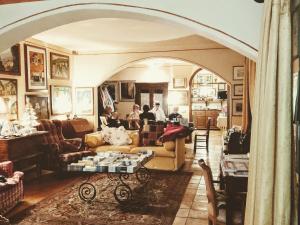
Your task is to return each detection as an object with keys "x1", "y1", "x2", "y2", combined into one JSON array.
[{"x1": 189, "y1": 68, "x2": 228, "y2": 130}]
